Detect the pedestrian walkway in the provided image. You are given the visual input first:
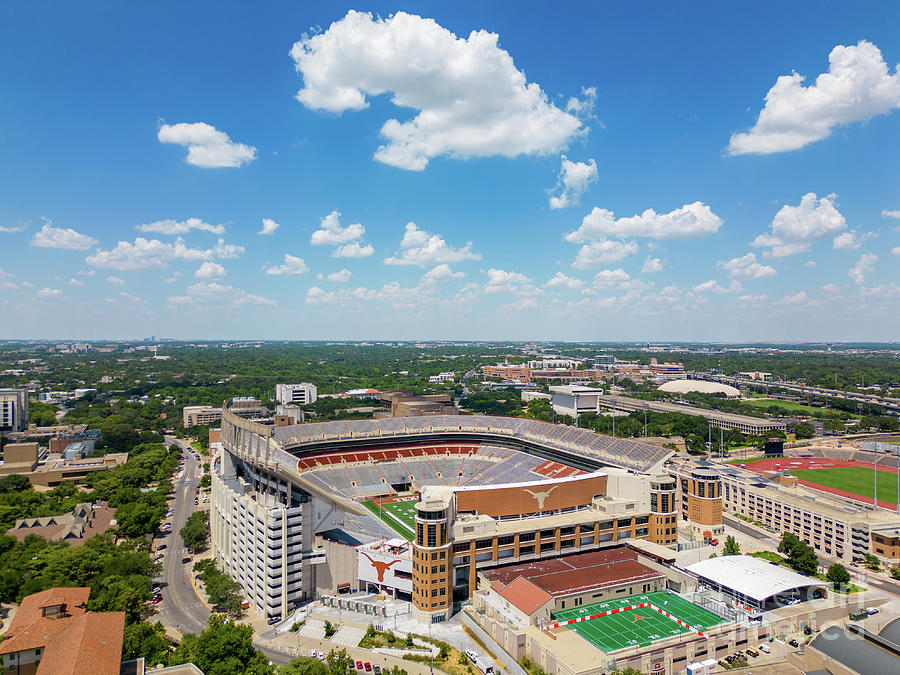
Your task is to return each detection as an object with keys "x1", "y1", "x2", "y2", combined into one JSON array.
[
  {"x1": 299, "y1": 619, "x2": 327, "y2": 639},
  {"x1": 331, "y1": 624, "x2": 366, "y2": 648}
]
